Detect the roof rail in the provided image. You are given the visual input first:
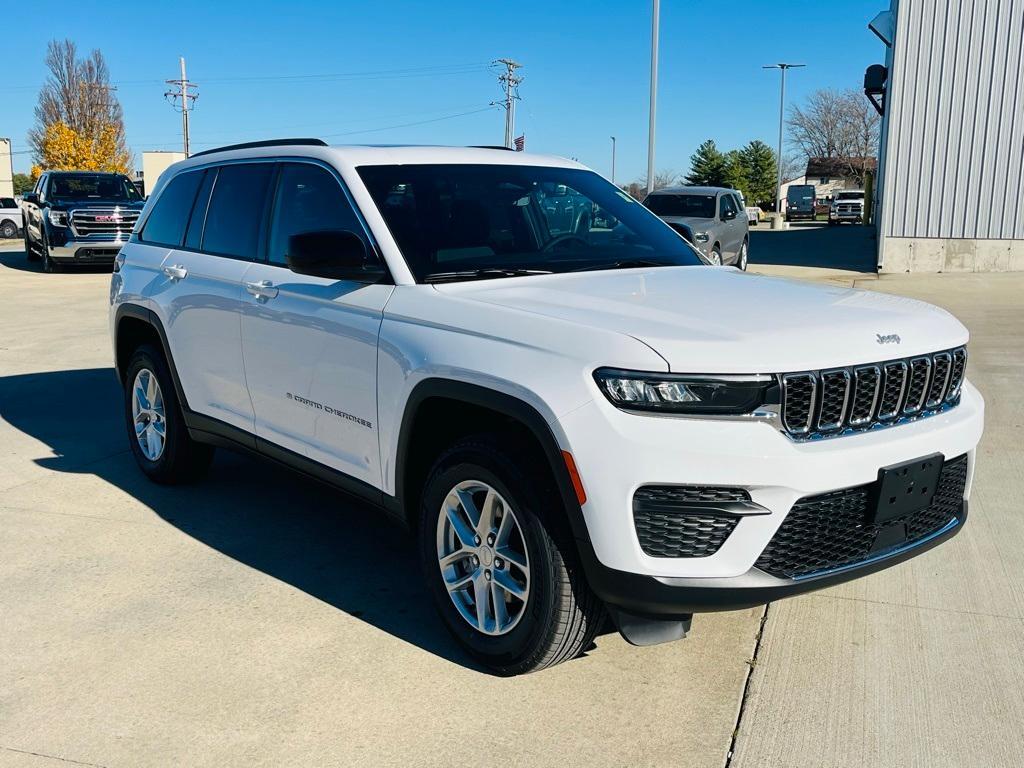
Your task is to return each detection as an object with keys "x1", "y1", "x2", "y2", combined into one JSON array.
[
  {"x1": 469, "y1": 145, "x2": 514, "y2": 151},
  {"x1": 189, "y1": 138, "x2": 327, "y2": 159}
]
